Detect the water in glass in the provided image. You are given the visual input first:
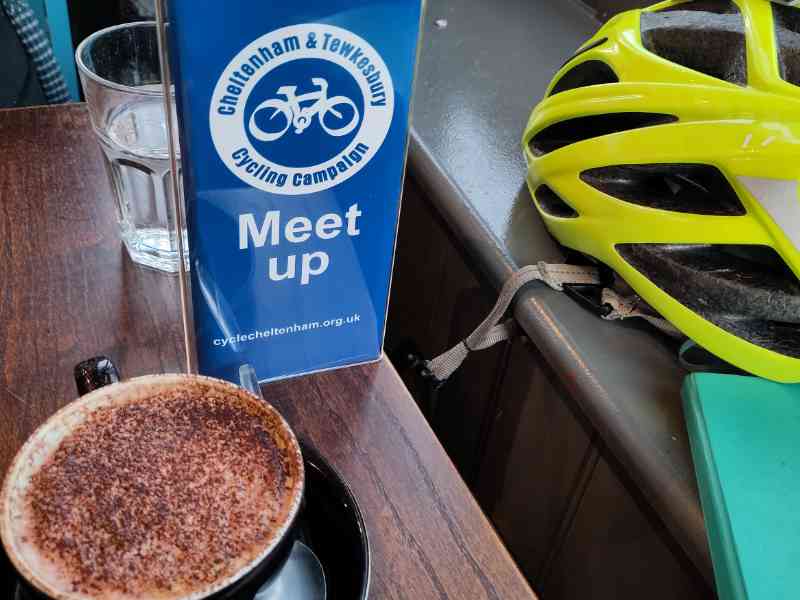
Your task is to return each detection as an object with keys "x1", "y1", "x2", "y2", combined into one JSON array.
[{"x1": 98, "y1": 92, "x2": 187, "y2": 273}]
